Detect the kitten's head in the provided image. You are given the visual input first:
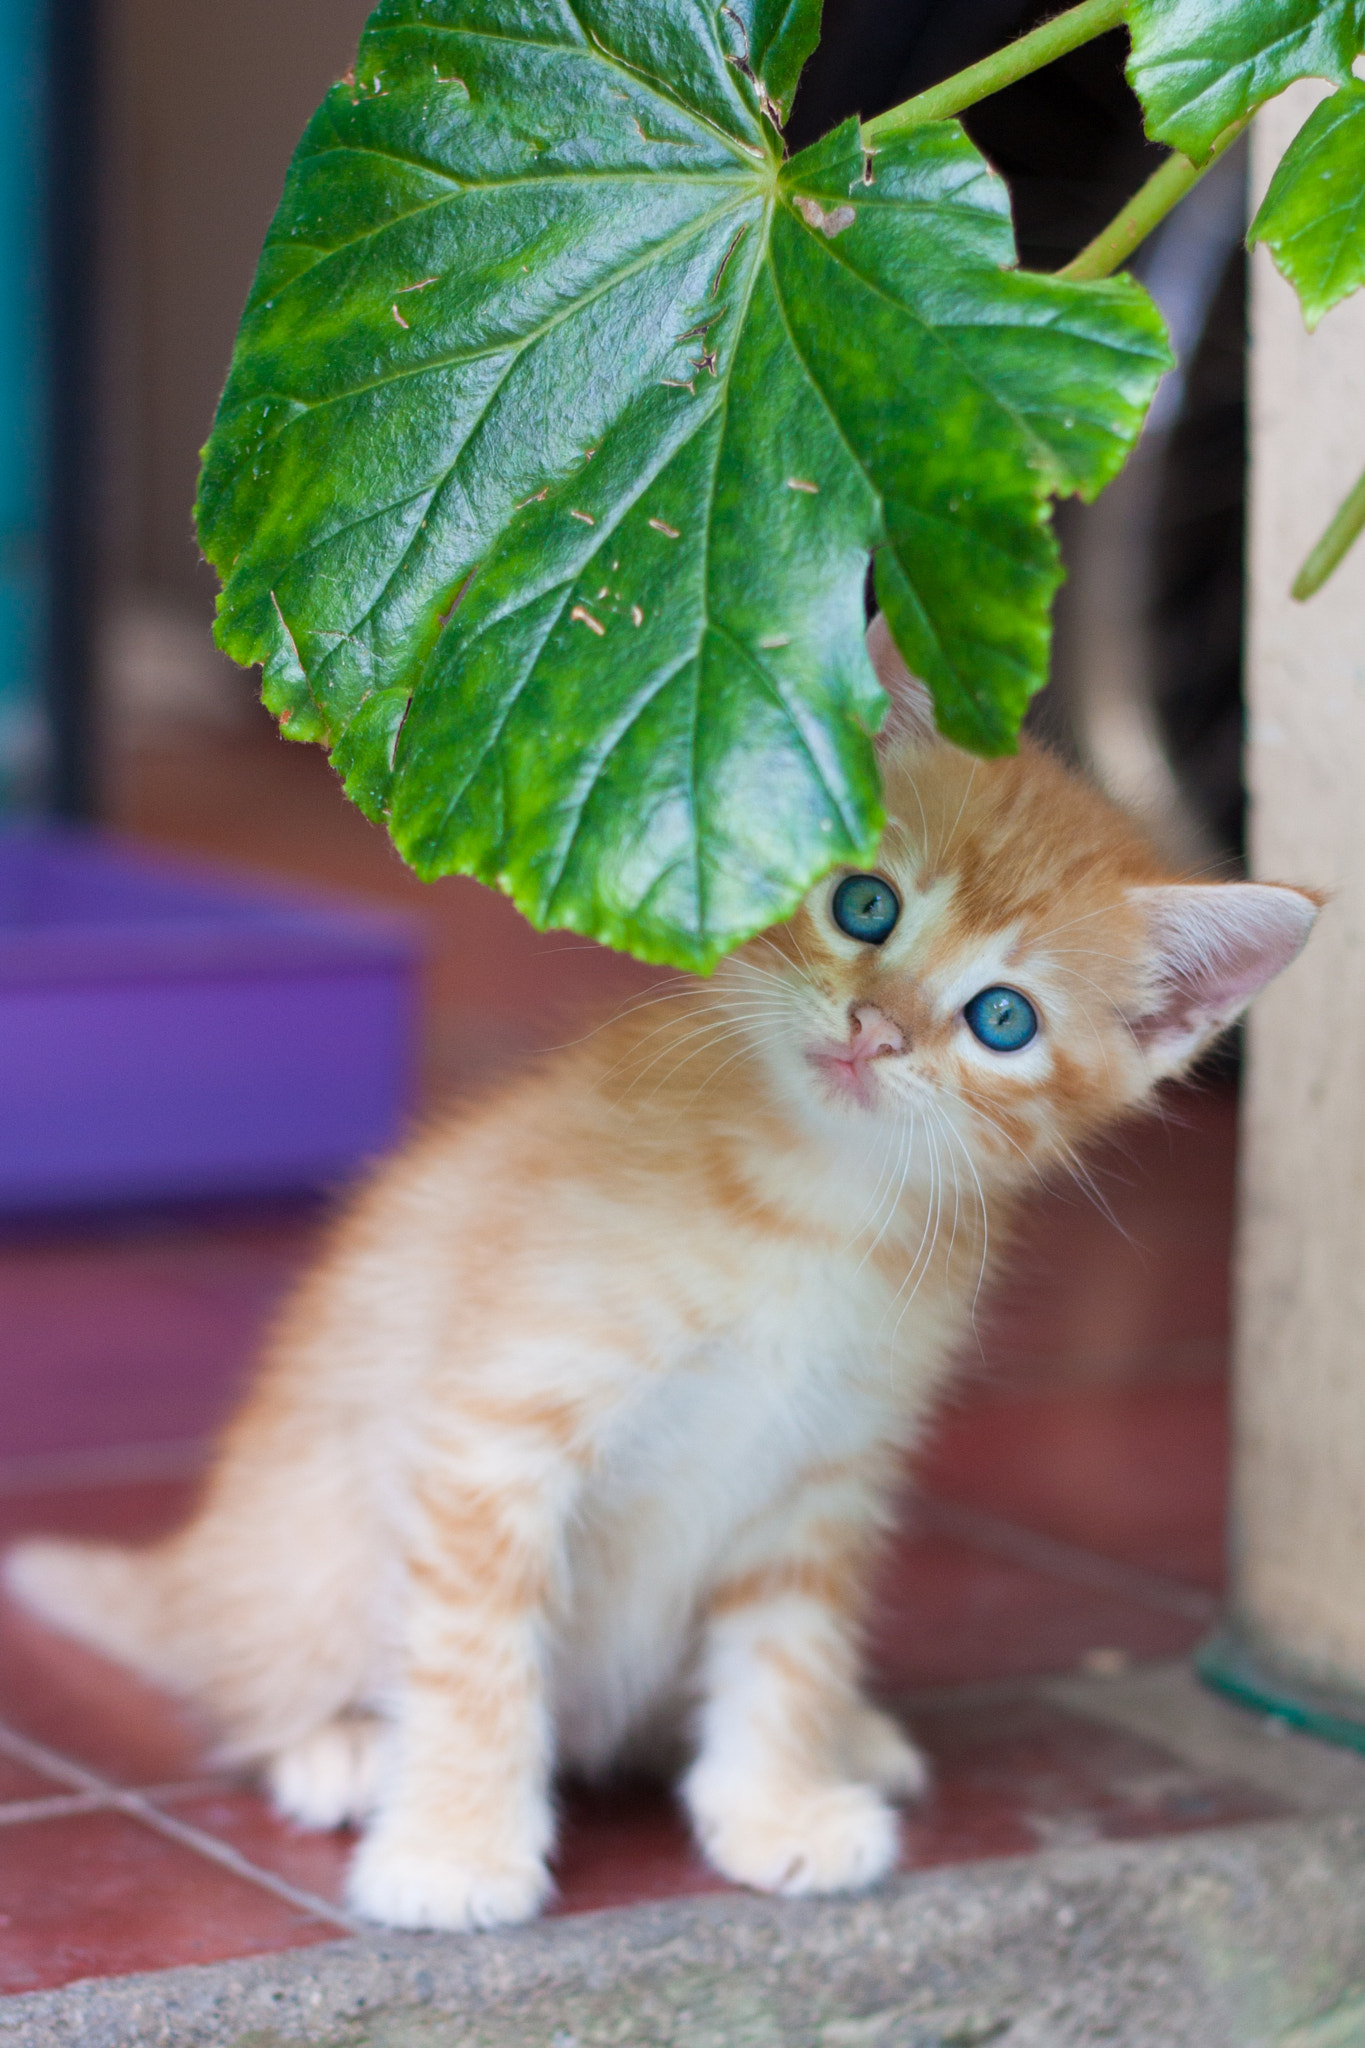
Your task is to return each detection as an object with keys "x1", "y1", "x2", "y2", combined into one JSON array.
[{"x1": 726, "y1": 618, "x2": 1318, "y2": 1186}]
